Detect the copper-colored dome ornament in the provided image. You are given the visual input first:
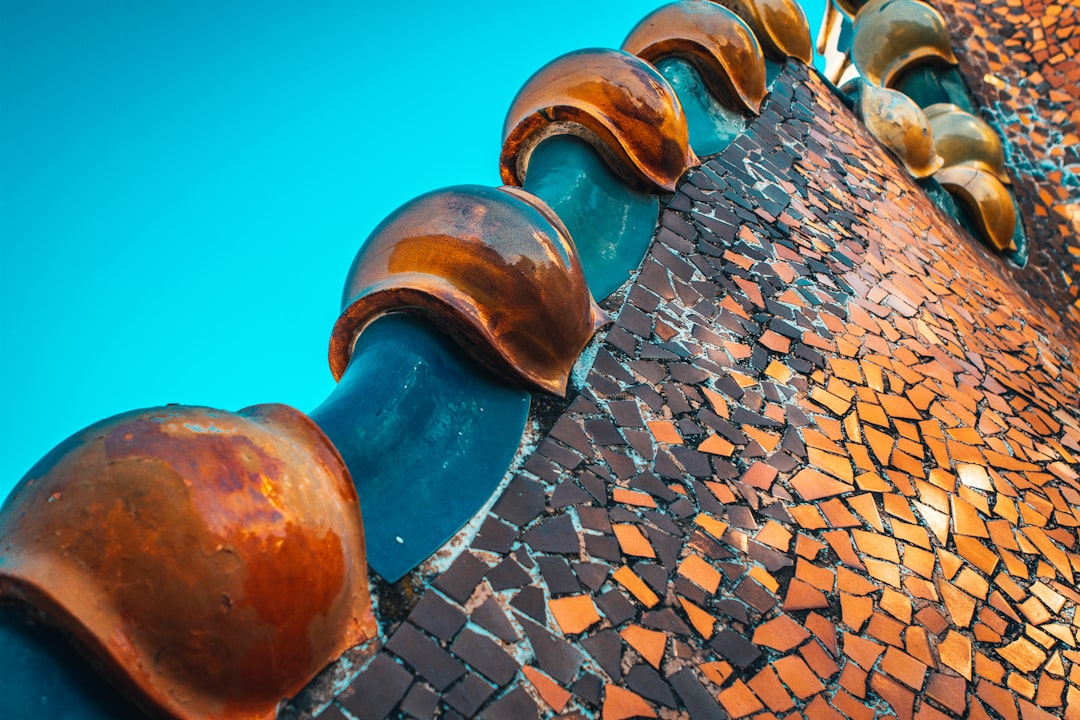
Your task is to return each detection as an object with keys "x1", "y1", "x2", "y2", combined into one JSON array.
[
  {"x1": 858, "y1": 82, "x2": 944, "y2": 178},
  {"x1": 500, "y1": 49, "x2": 698, "y2": 193},
  {"x1": 0, "y1": 404, "x2": 377, "y2": 720},
  {"x1": 851, "y1": 0, "x2": 958, "y2": 88},
  {"x1": 329, "y1": 185, "x2": 608, "y2": 397},
  {"x1": 703, "y1": 0, "x2": 813, "y2": 63},
  {"x1": 623, "y1": 1, "x2": 768, "y2": 115},
  {"x1": 924, "y1": 103, "x2": 1011, "y2": 185},
  {"x1": 935, "y1": 165, "x2": 1018, "y2": 252}
]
